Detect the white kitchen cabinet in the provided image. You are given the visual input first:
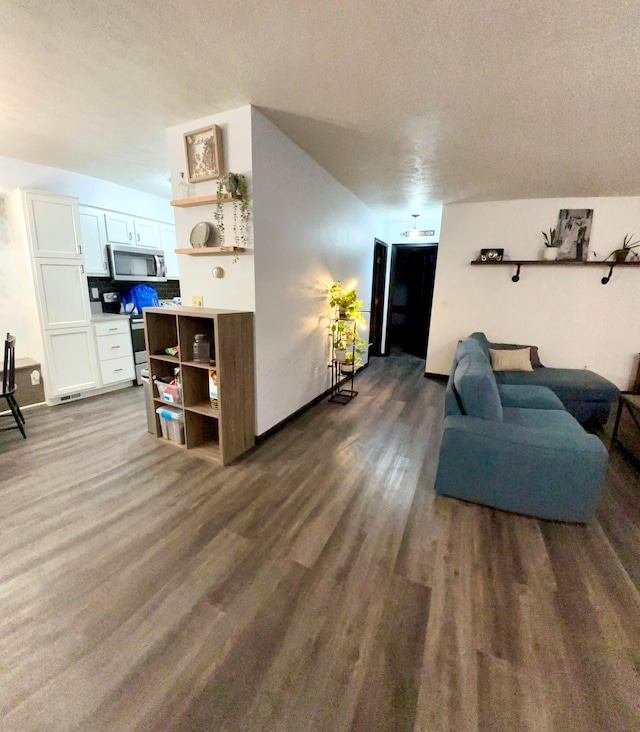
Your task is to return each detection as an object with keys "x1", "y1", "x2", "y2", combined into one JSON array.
[
  {"x1": 34, "y1": 260, "x2": 91, "y2": 329},
  {"x1": 26, "y1": 192, "x2": 81, "y2": 259},
  {"x1": 44, "y1": 327, "x2": 99, "y2": 397},
  {"x1": 94, "y1": 319, "x2": 135, "y2": 385},
  {"x1": 79, "y1": 206, "x2": 109, "y2": 276},
  {"x1": 104, "y1": 212, "x2": 161, "y2": 249},
  {"x1": 160, "y1": 223, "x2": 179, "y2": 279}
]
